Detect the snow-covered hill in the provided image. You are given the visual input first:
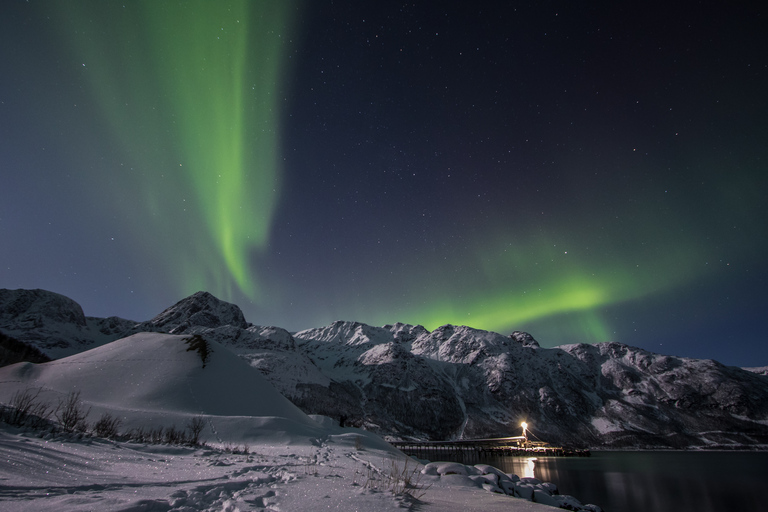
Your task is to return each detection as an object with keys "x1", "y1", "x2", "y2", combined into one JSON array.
[
  {"x1": 0, "y1": 332, "x2": 327, "y2": 445},
  {"x1": 3, "y1": 288, "x2": 768, "y2": 449}
]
